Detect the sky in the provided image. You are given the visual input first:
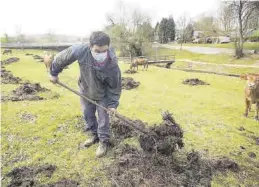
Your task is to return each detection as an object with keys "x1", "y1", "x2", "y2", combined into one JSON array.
[{"x1": 0, "y1": 0, "x2": 220, "y2": 37}]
